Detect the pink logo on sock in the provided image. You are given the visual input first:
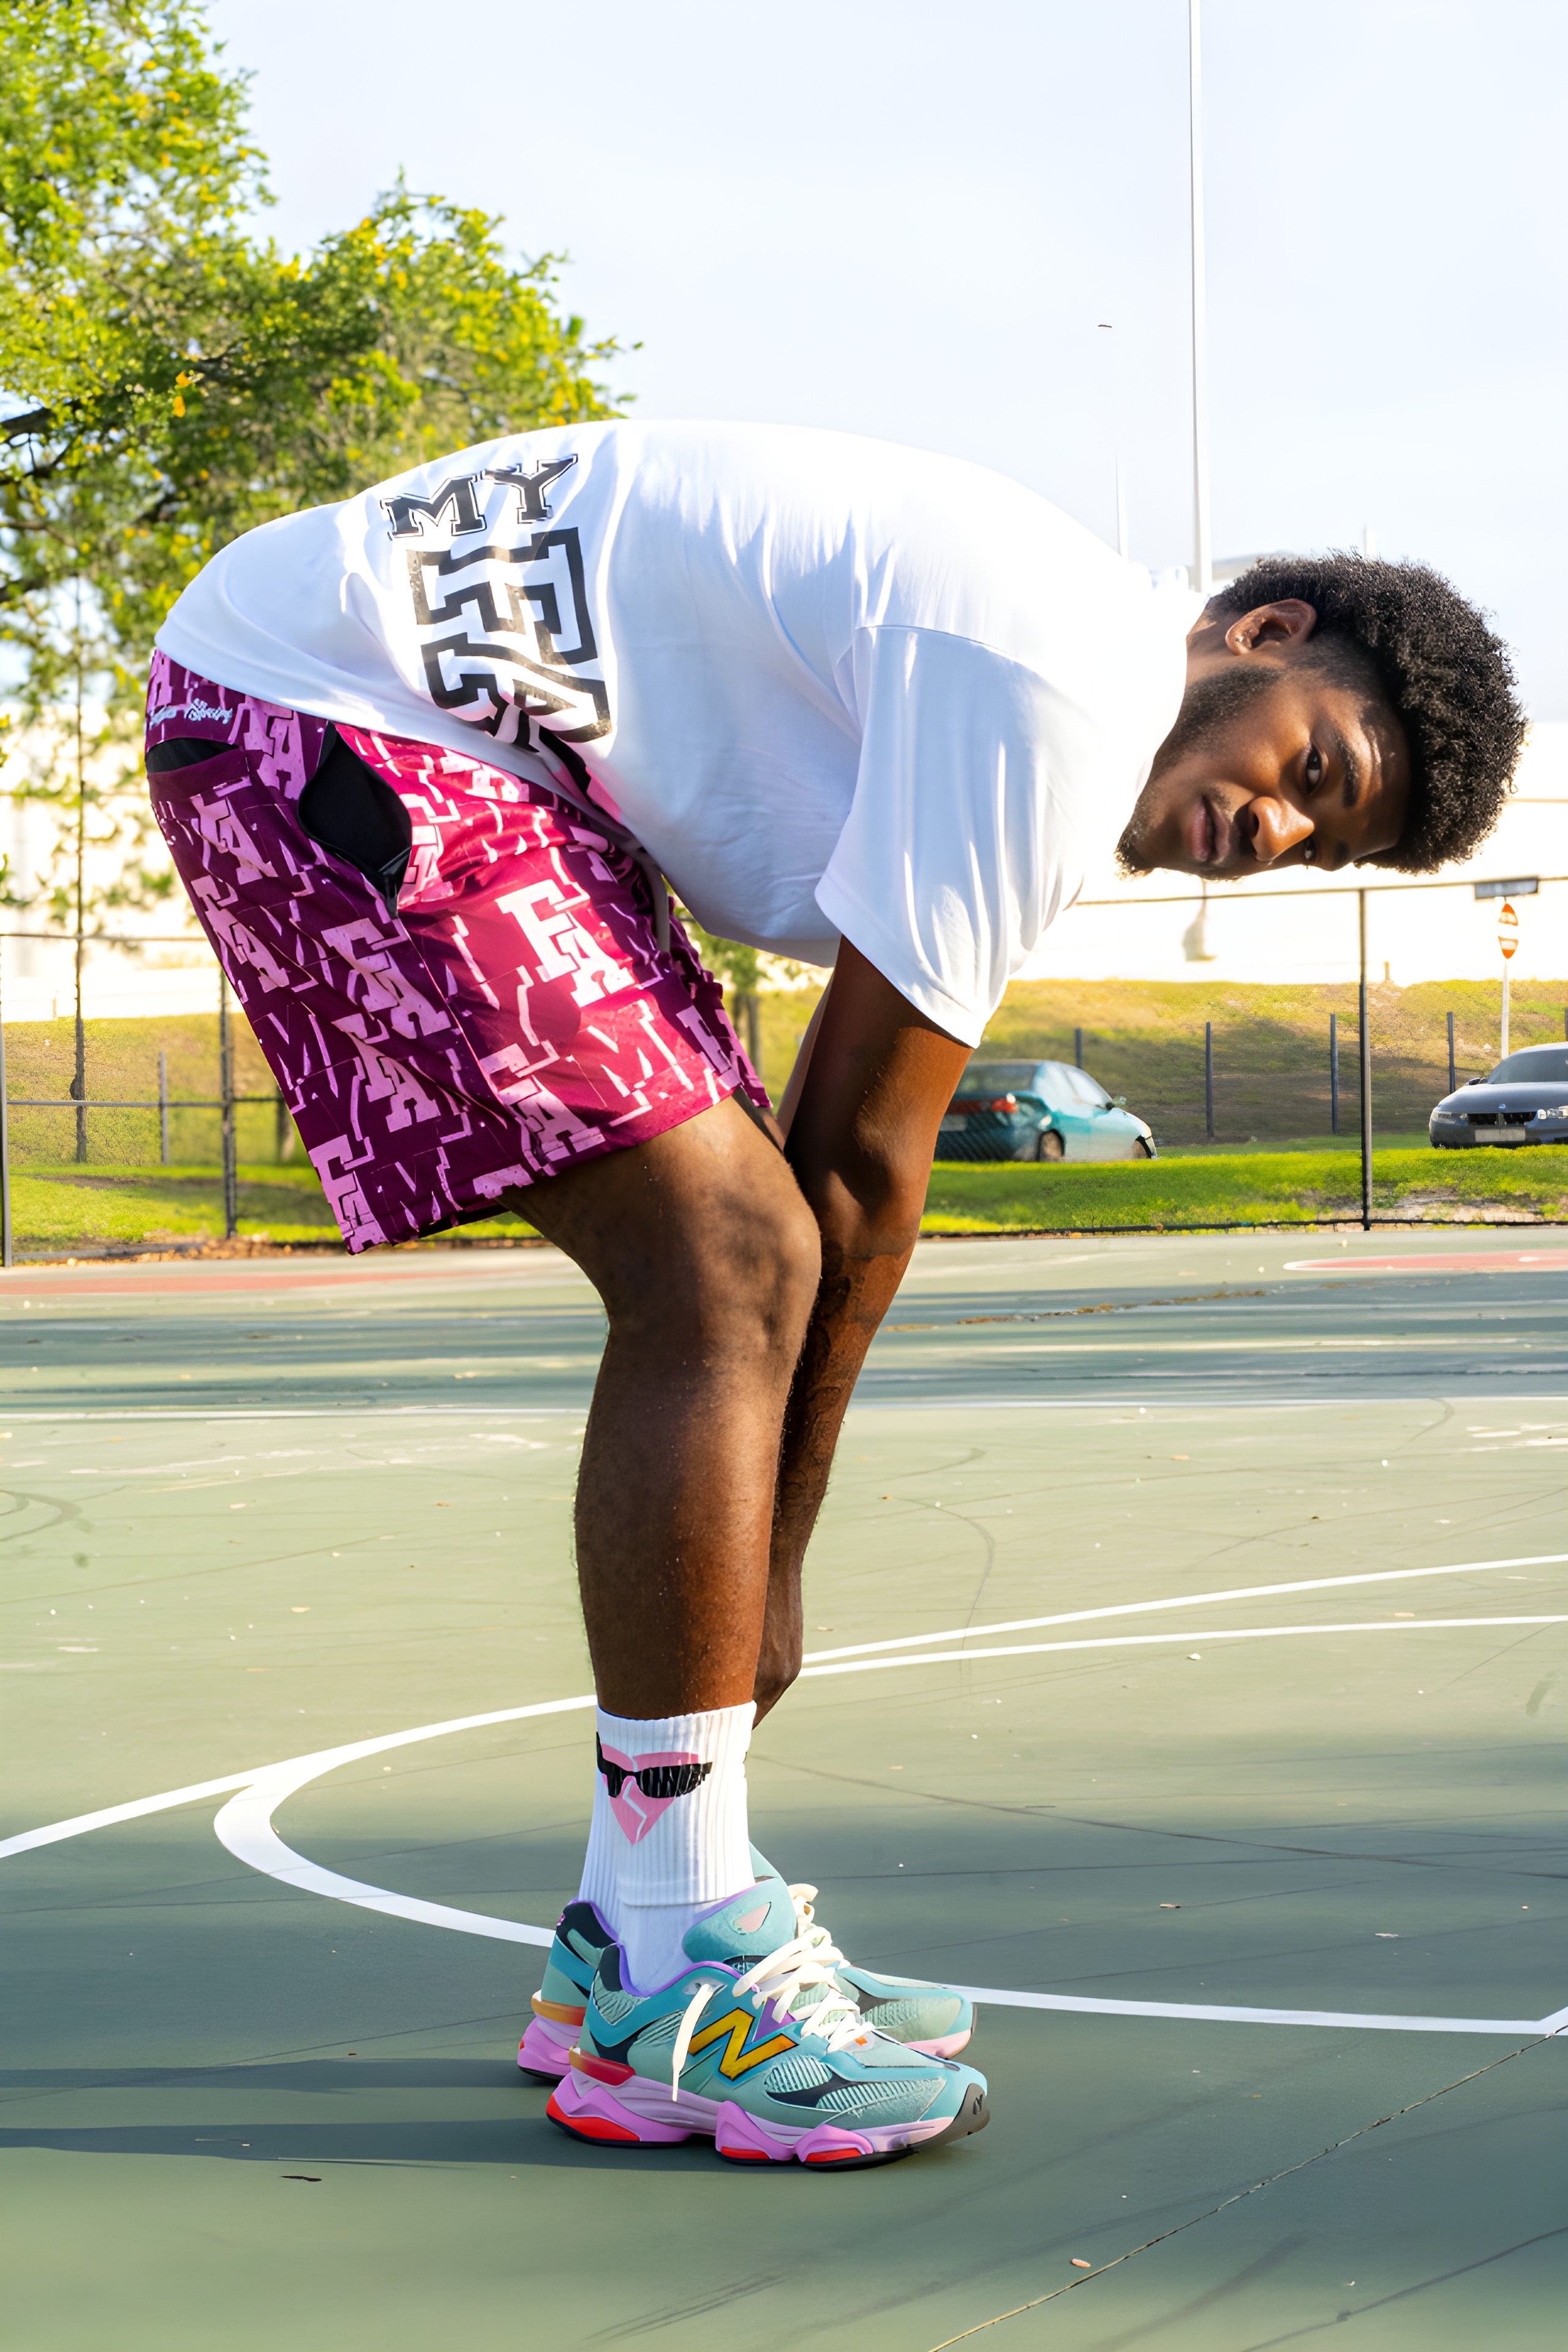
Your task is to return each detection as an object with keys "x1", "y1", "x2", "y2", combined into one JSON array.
[{"x1": 596, "y1": 1739, "x2": 712, "y2": 1844}]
